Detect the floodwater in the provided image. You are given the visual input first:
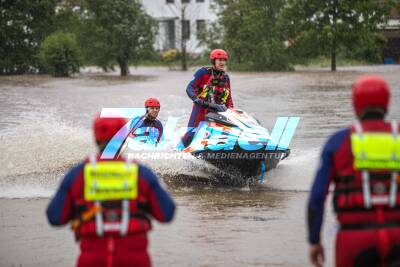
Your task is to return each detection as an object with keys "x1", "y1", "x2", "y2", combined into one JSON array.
[{"x1": 0, "y1": 65, "x2": 399, "y2": 266}]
